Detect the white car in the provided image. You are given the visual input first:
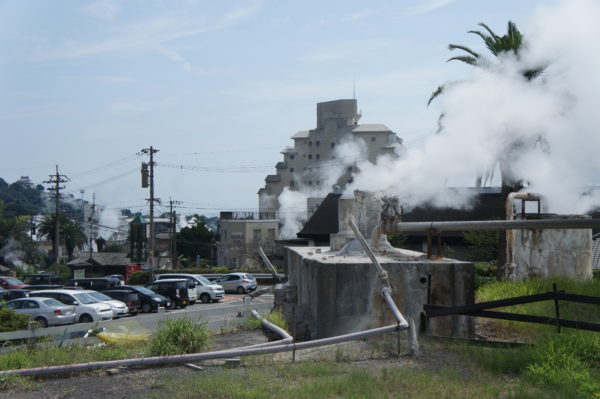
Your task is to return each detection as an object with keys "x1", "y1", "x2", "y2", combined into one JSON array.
[
  {"x1": 5, "y1": 297, "x2": 76, "y2": 328},
  {"x1": 29, "y1": 289, "x2": 113, "y2": 323},
  {"x1": 156, "y1": 273, "x2": 225, "y2": 303},
  {"x1": 83, "y1": 290, "x2": 129, "y2": 318}
]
